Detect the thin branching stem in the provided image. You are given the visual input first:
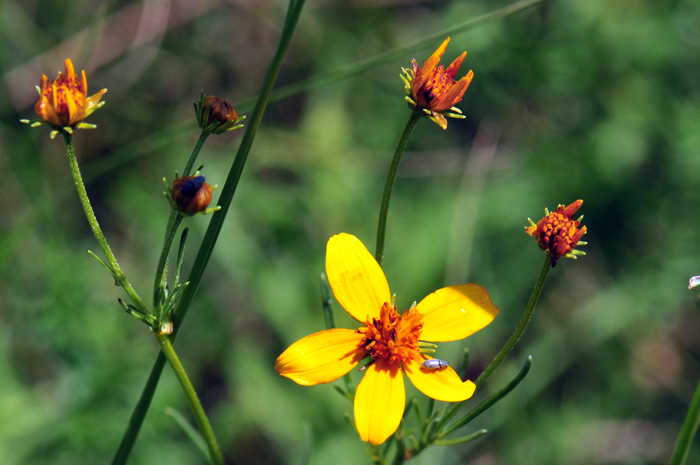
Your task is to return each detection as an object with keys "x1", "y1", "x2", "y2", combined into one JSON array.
[
  {"x1": 153, "y1": 210, "x2": 183, "y2": 309},
  {"x1": 669, "y1": 289, "x2": 700, "y2": 465},
  {"x1": 110, "y1": 0, "x2": 307, "y2": 462},
  {"x1": 375, "y1": 111, "x2": 421, "y2": 267},
  {"x1": 62, "y1": 132, "x2": 147, "y2": 313},
  {"x1": 475, "y1": 255, "x2": 550, "y2": 388}
]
